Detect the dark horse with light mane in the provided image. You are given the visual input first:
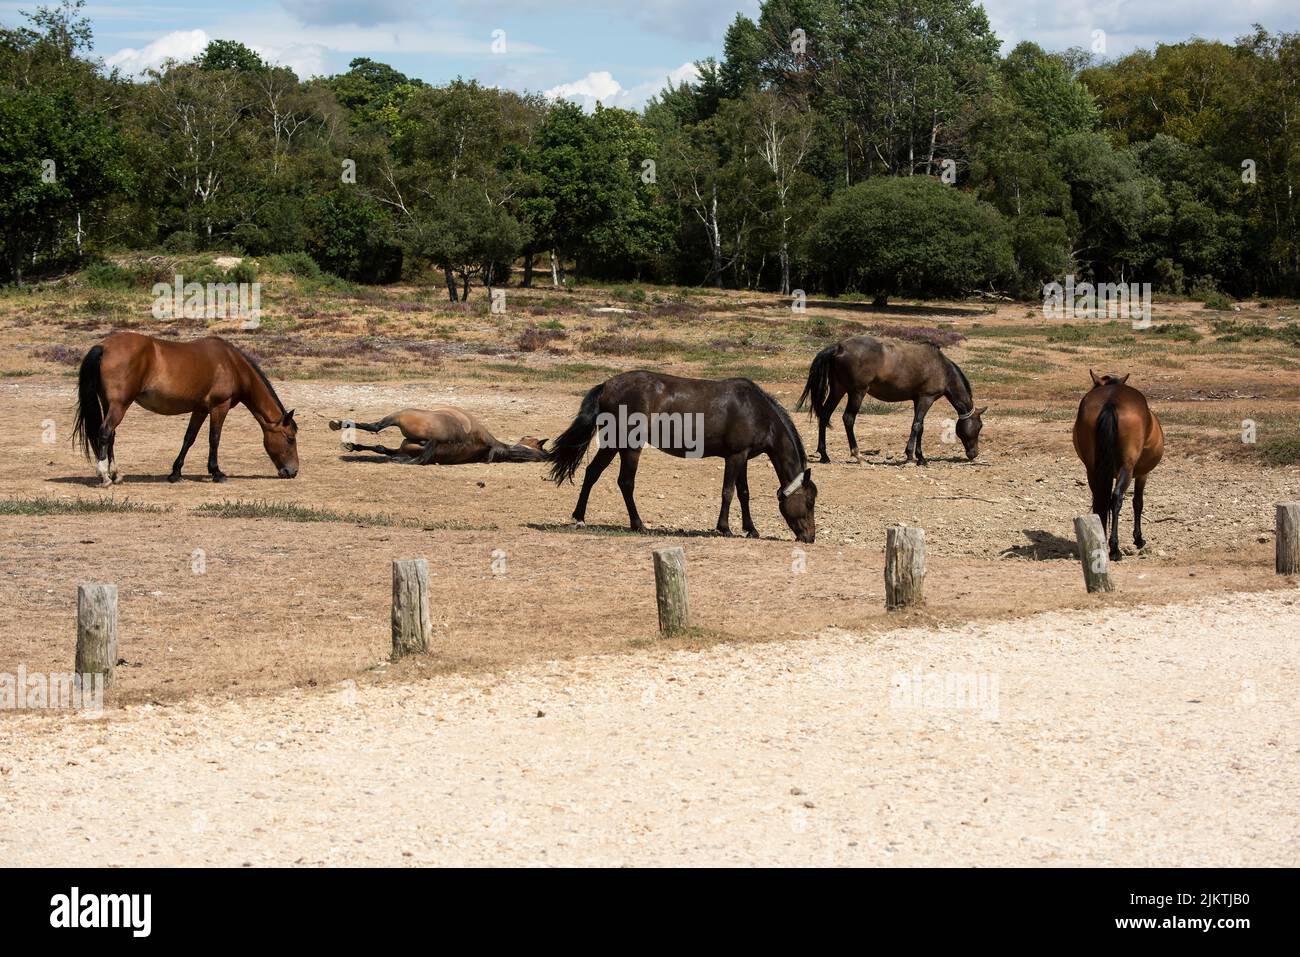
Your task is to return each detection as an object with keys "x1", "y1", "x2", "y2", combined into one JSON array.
[
  {"x1": 1072, "y1": 371, "x2": 1164, "y2": 560},
  {"x1": 73, "y1": 332, "x2": 299, "y2": 485},
  {"x1": 546, "y1": 371, "x2": 816, "y2": 542},
  {"x1": 799, "y1": 336, "x2": 985, "y2": 465}
]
